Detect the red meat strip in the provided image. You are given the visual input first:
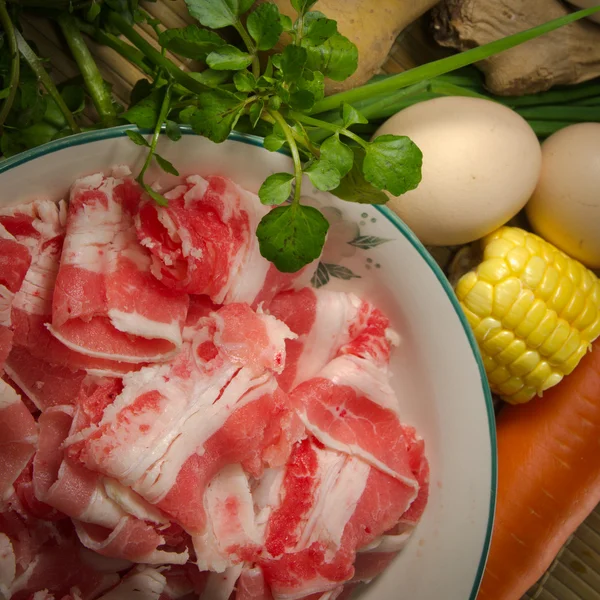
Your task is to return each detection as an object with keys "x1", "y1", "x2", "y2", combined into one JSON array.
[
  {"x1": 65, "y1": 304, "x2": 300, "y2": 542},
  {"x1": 49, "y1": 172, "x2": 189, "y2": 363},
  {"x1": 267, "y1": 289, "x2": 398, "y2": 391},
  {"x1": 0, "y1": 223, "x2": 31, "y2": 369},
  {"x1": 0, "y1": 380, "x2": 38, "y2": 500},
  {"x1": 4, "y1": 346, "x2": 87, "y2": 410},
  {"x1": 135, "y1": 175, "x2": 316, "y2": 306},
  {"x1": 260, "y1": 438, "x2": 415, "y2": 600}
]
